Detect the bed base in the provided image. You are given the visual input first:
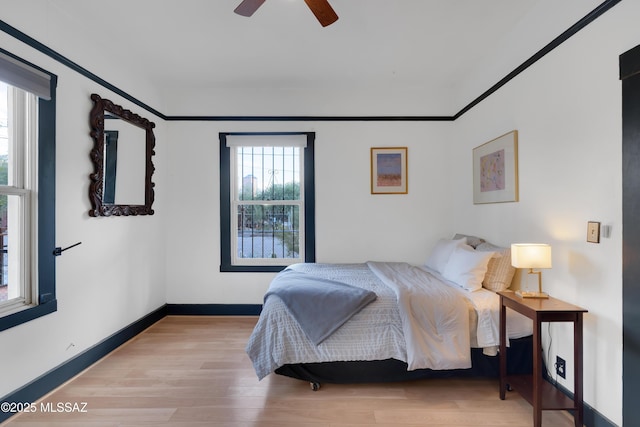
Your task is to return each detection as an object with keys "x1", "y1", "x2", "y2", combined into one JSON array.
[{"x1": 275, "y1": 335, "x2": 533, "y2": 389}]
